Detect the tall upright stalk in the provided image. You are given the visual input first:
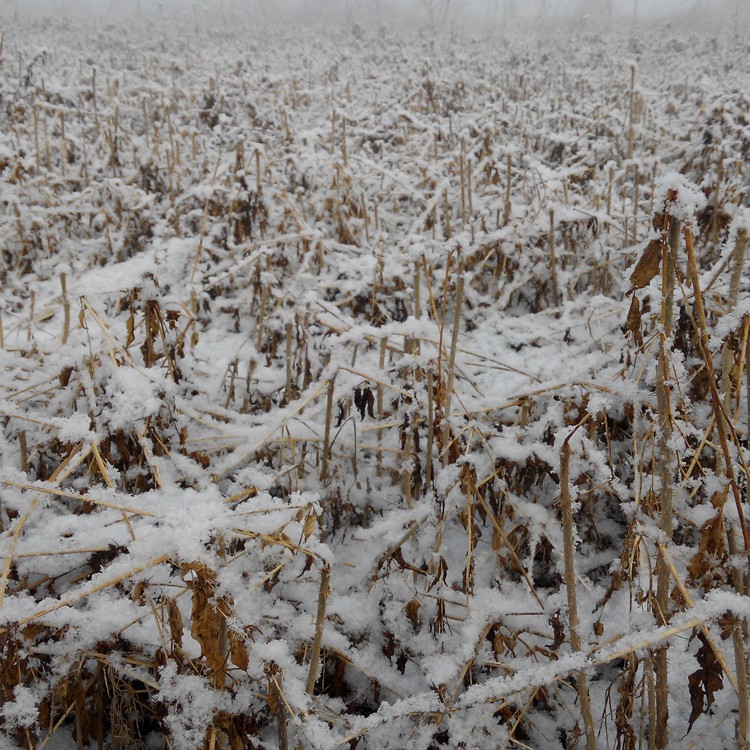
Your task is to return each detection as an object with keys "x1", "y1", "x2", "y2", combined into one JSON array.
[
  {"x1": 442, "y1": 259, "x2": 464, "y2": 466},
  {"x1": 549, "y1": 209, "x2": 560, "y2": 307},
  {"x1": 653, "y1": 200, "x2": 679, "y2": 749},
  {"x1": 686, "y1": 226, "x2": 750, "y2": 749},
  {"x1": 561, "y1": 432, "x2": 597, "y2": 750},
  {"x1": 306, "y1": 564, "x2": 331, "y2": 696},
  {"x1": 321, "y1": 378, "x2": 335, "y2": 482},
  {"x1": 627, "y1": 64, "x2": 636, "y2": 160}
]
